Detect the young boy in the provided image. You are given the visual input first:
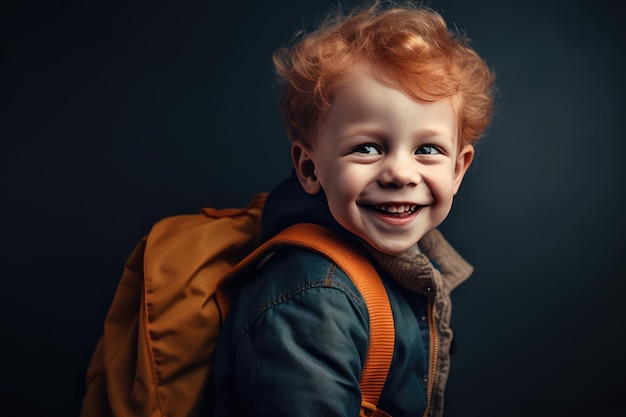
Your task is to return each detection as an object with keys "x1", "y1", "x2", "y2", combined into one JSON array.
[{"x1": 212, "y1": 1, "x2": 495, "y2": 416}]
